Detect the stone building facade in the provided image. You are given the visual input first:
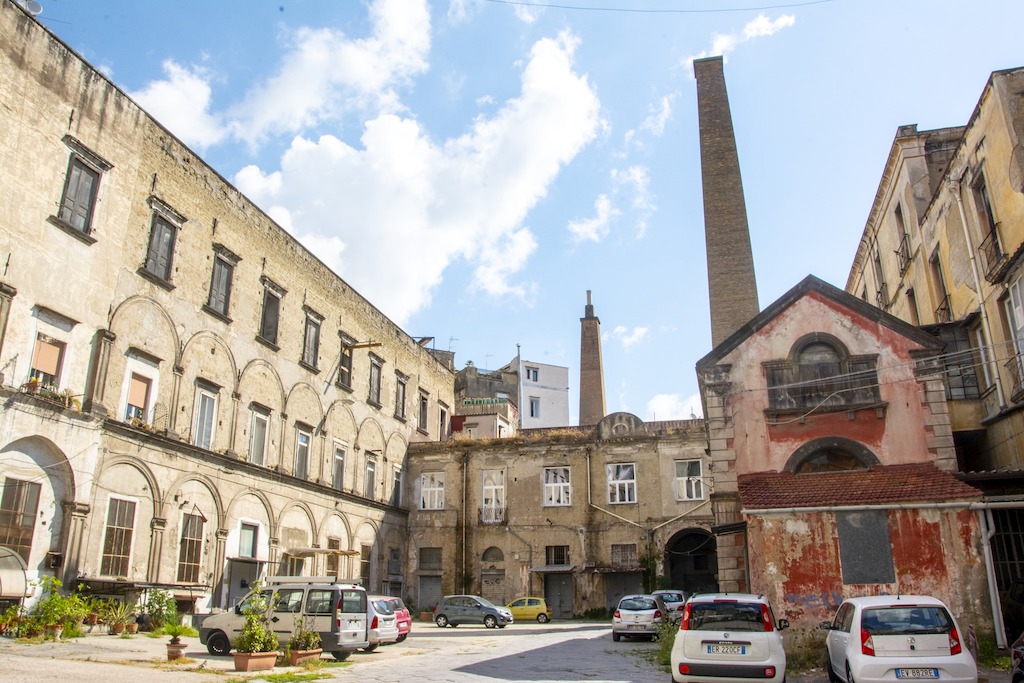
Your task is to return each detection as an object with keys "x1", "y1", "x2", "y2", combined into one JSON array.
[
  {"x1": 405, "y1": 414, "x2": 712, "y2": 616},
  {"x1": 0, "y1": 3, "x2": 453, "y2": 612}
]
